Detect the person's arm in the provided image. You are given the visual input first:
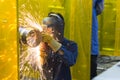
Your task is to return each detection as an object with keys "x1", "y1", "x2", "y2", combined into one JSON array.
[
  {"x1": 96, "y1": 0, "x2": 104, "y2": 7},
  {"x1": 57, "y1": 42, "x2": 78, "y2": 66},
  {"x1": 95, "y1": 0, "x2": 104, "y2": 15},
  {"x1": 96, "y1": 0, "x2": 104, "y2": 3},
  {"x1": 41, "y1": 33, "x2": 78, "y2": 66}
]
